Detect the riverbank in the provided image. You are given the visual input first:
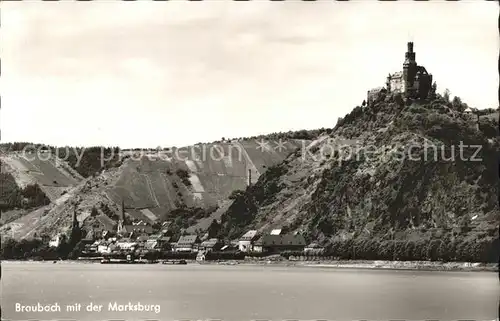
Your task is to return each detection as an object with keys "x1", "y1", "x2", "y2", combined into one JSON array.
[
  {"x1": 292, "y1": 260, "x2": 498, "y2": 272},
  {"x1": 3, "y1": 258, "x2": 497, "y2": 272},
  {"x1": 203, "y1": 259, "x2": 498, "y2": 272}
]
